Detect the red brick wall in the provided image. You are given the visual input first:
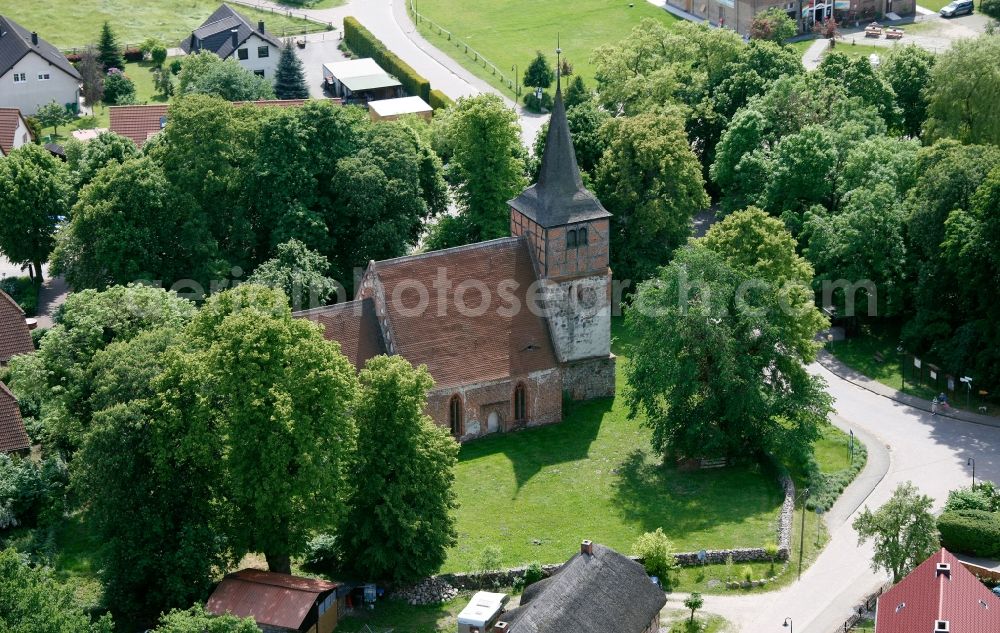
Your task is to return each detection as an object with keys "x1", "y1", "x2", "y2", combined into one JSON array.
[
  {"x1": 545, "y1": 219, "x2": 610, "y2": 280},
  {"x1": 510, "y1": 209, "x2": 546, "y2": 273},
  {"x1": 426, "y1": 368, "x2": 563, "y2": 442}
]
